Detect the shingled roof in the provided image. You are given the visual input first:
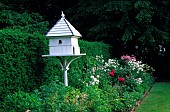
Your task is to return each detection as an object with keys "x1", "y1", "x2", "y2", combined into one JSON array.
[{"x1": 46, "y1": 11, "x2": 82, "y2": 37}]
